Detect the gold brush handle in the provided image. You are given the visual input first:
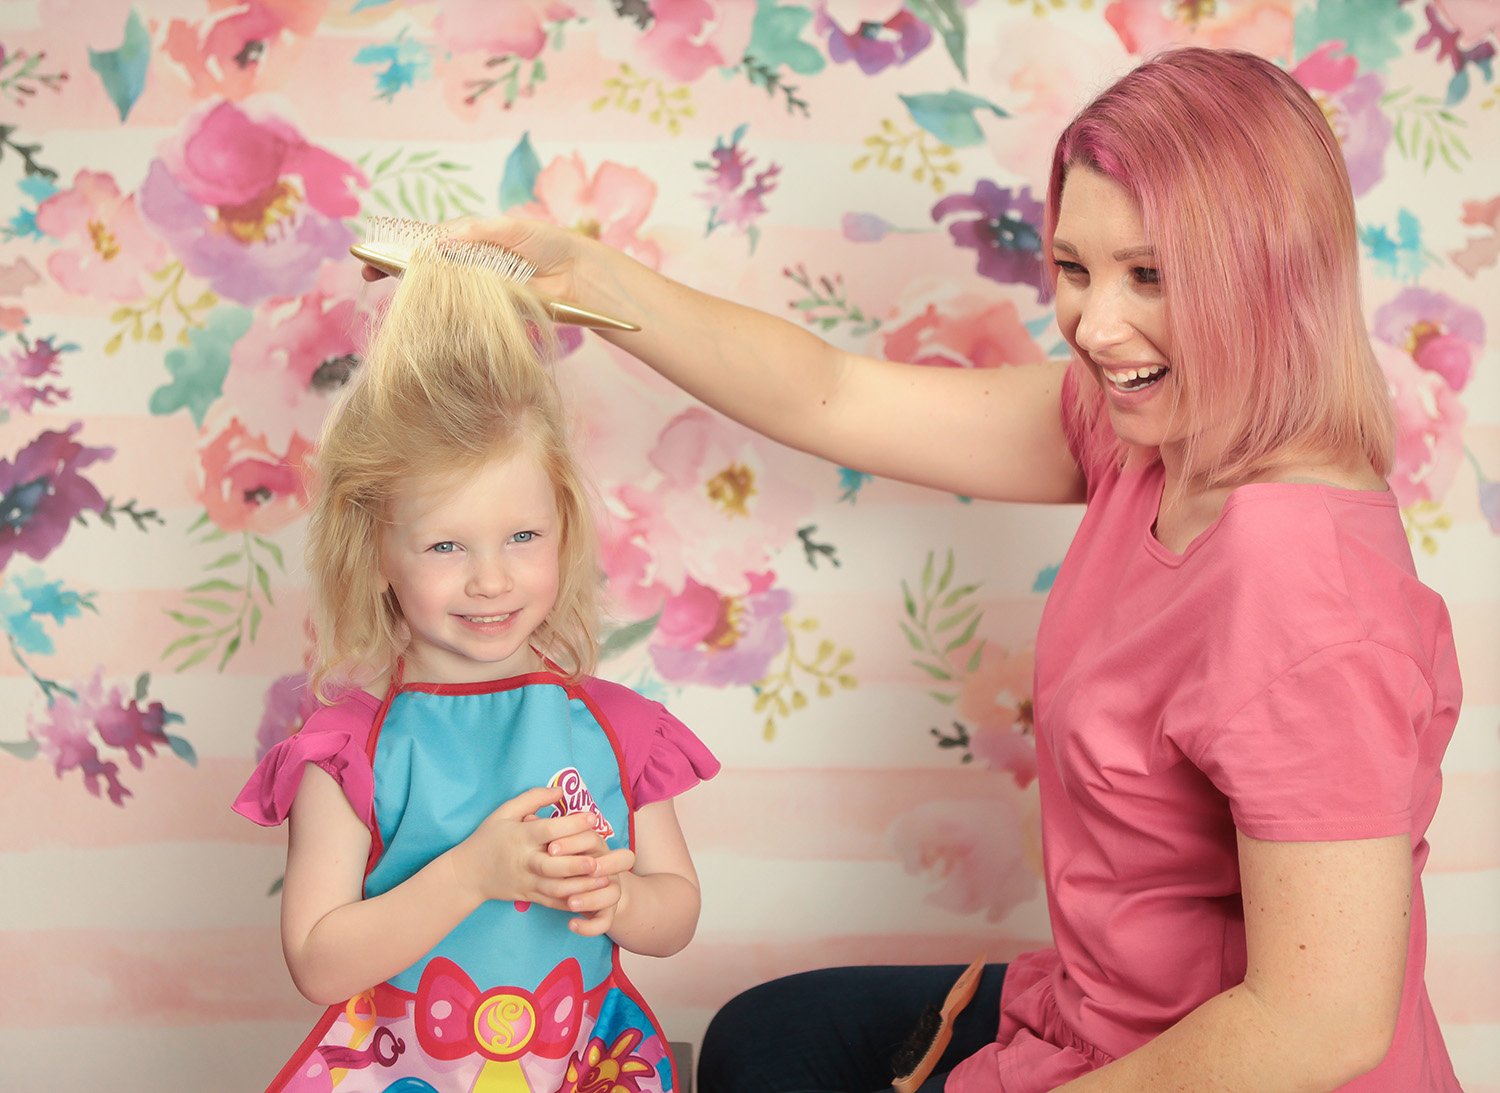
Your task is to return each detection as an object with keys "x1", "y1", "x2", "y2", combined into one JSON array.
[{"x1": 349, "y1": 243, "x2": 640, "y2": 332}]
